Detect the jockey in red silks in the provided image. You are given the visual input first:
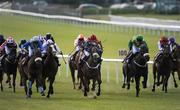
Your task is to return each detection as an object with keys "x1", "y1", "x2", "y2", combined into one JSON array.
[
  {"x1": 79, "y1": 34, "x2": 103, "y2": 66},
  {"x1": 154, "y1": 36, "x2": 170, "y2": 62}
]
